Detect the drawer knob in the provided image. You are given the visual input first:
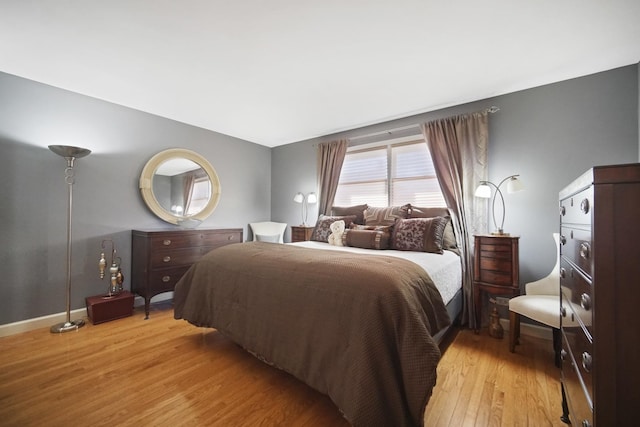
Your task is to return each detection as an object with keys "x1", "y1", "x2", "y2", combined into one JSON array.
[
  {"x1": 580, "y1": 198, "x2": 590, "y2": 214},
  {"x1": 579, "y1": 242, "x2": 590, "y2": 260},
  {"x1": 560, "y1": 349, "x2": 567, "y2": 361},
  {"x1": 228, "y1": 235, "x2": 235, "y2": 240},
  {"x1": 163, "y1": 239, "x2": 172, "y2": 246},
  {"x1": 560, "y1": 205, "x2": 566, "y2": 216},
  {"x1": 581, "y1": 351, "x2": 592, "y2": 372},
  {"x1": 560, "y1": 235, "x2": 567, "y2": 245},
  {"x1": 581, "y1": 420, "x2": 591, "y2": 427},
  {"x1": 162, "y1": 275, "x2": 171, "y2": 282},
  {"x1": 560, "y1": 267, "x2": 566, "y2": 279},
  {"x1": 561, "y1": 306, "x2": 567, "y2": 317},
  {"x1": 163, "y1": 256, "x2": 171, "y2": 263},
  {"x1": 580, "y1": 293, "x2": 592, "y2": 311}
]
